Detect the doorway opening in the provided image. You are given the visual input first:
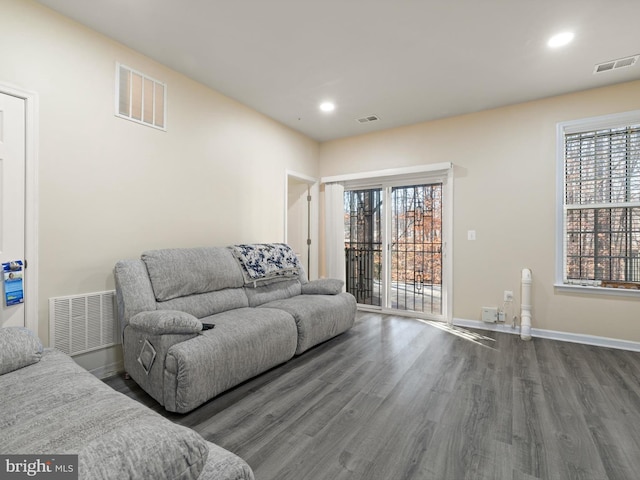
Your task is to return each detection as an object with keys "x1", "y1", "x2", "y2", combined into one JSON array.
[{"x1": 285, "y1": 171, "x2": 318, "y2": 280}]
